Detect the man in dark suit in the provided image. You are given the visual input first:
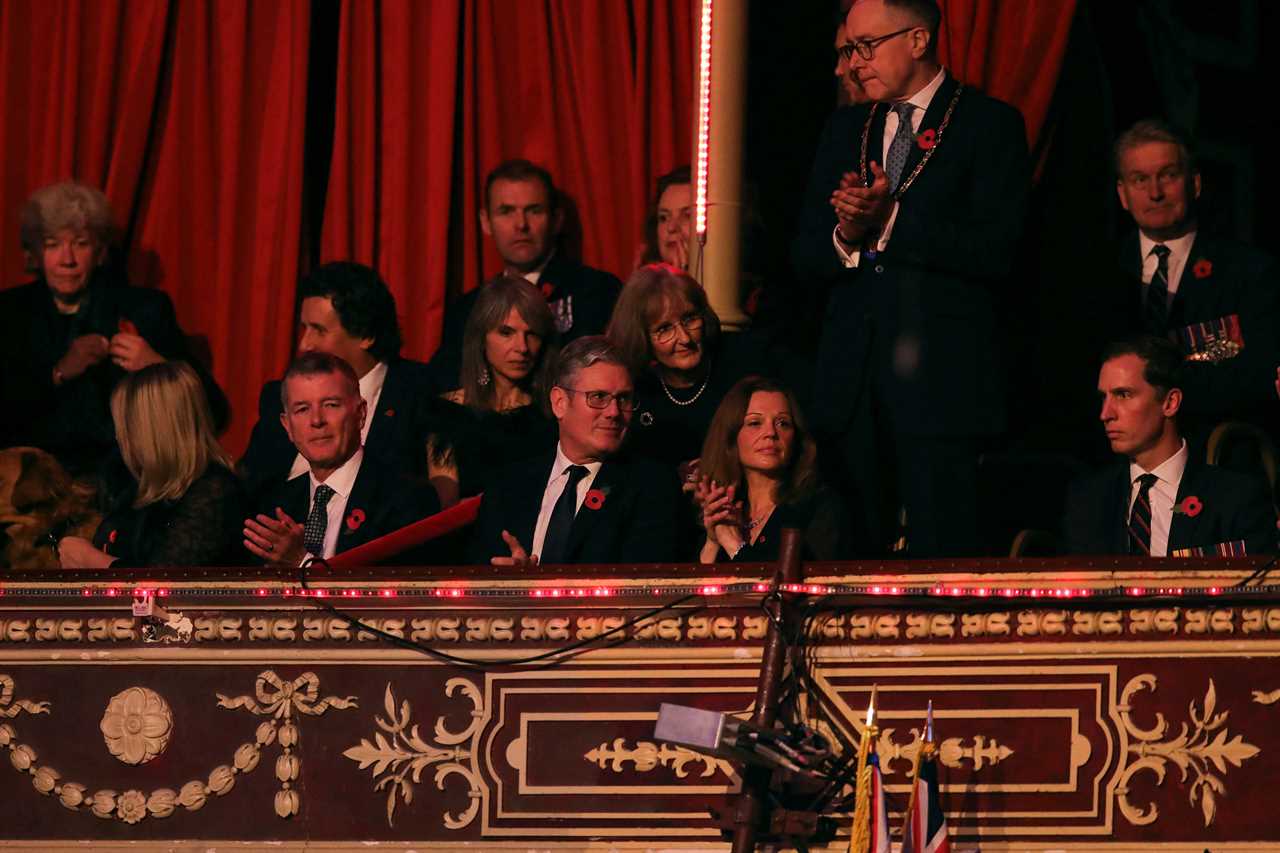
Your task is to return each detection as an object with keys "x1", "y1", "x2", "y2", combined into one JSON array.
[
  {"x1": 1064, "y1": 337, "x2": 1275, "y2": 556},
  {"x1": 430, "y1": 159, "x2": 622, "y2": 389},
  {"x1": 239, "y1": 262, "x2": 436, "y2": 502},
  {"x1": 243, "y1": 352, "x2": 438, "y2": 565},
  {"x1": 792, "y1": 0, "x2": 1030, "y2": 556},
  {"x1": 0, "y1": 181, "x2": 228, "y2": 476},
  {"x1": 1112, "y1": 119, "x2": 1280, "y2": 447},
  {"x1": 469, "y1": 336, "x2": 681, "y2": 565}
]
